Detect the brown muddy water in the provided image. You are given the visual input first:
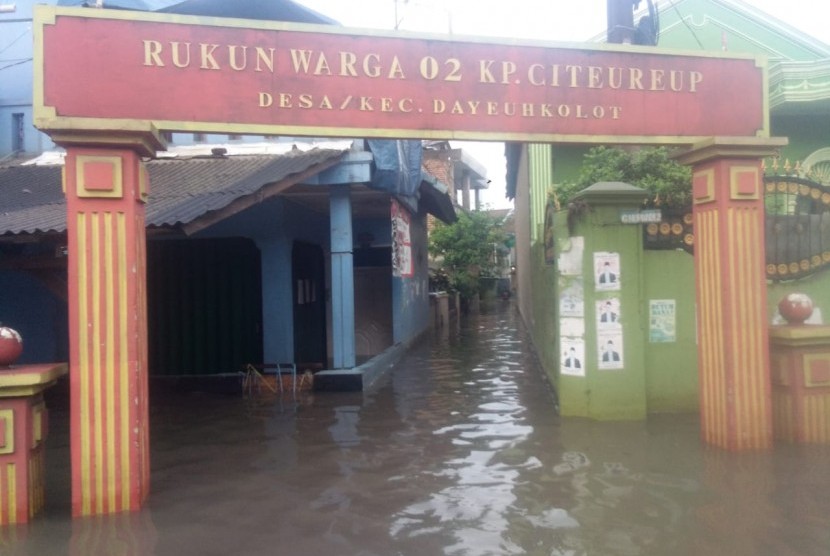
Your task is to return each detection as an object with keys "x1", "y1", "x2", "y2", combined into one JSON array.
[{"x1": 4, "y1": 303, "x2": 830, "y2": 555}]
